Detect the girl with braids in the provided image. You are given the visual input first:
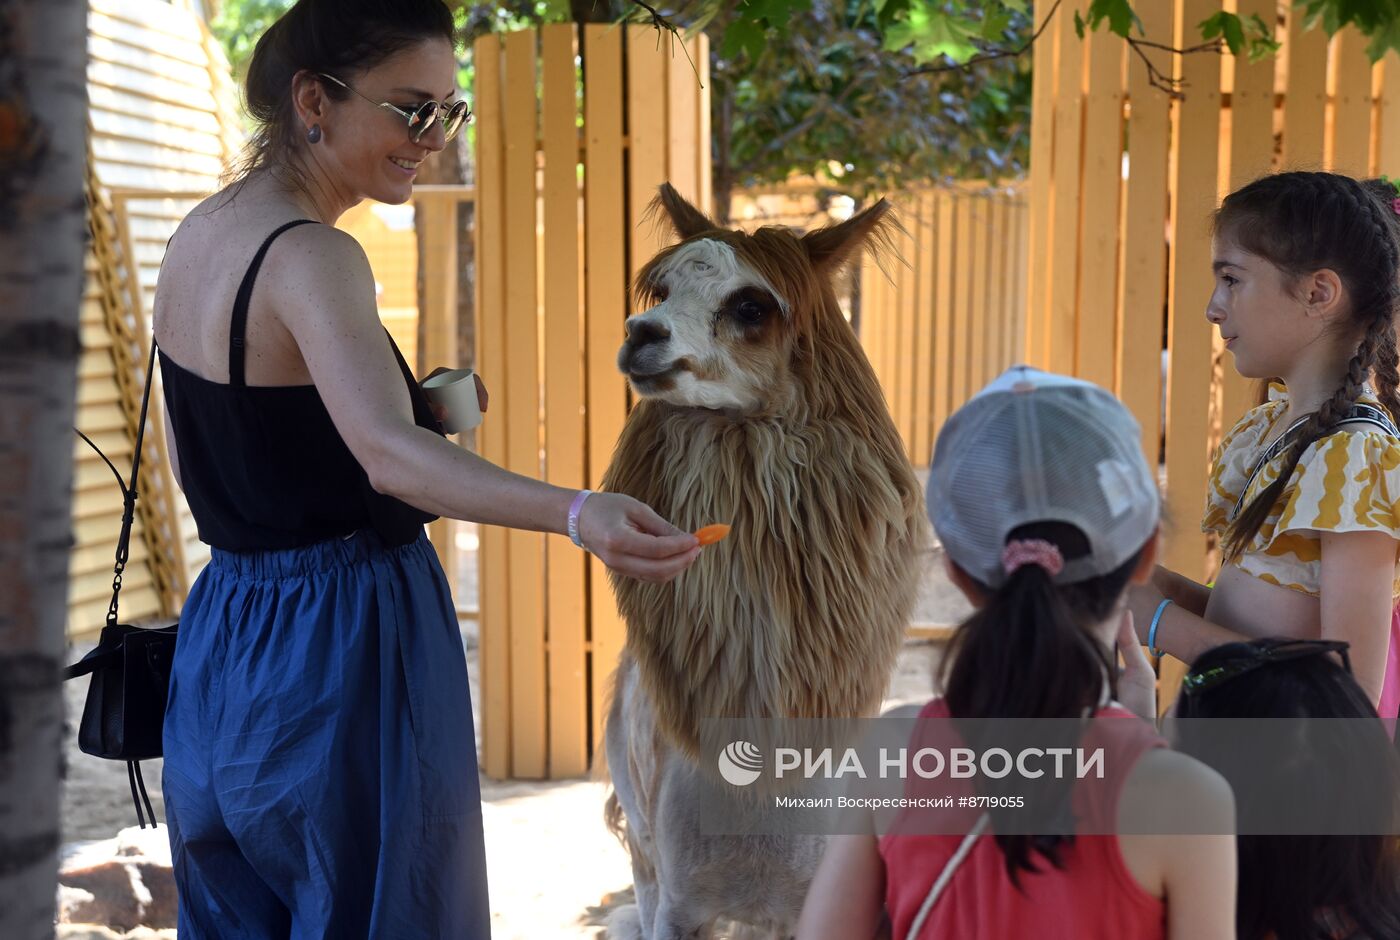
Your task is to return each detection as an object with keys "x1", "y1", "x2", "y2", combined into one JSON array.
[
  {"x1": 1132, "y1": 171, "x2": 1400, "y2": 726},
  {"x1": 797, "y1": 368, "x2": 1236, "y2": 940}
]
